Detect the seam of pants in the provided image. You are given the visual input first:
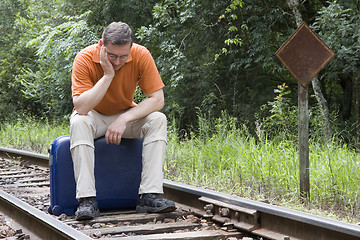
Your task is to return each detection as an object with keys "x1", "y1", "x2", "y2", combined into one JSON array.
[{"x1": 70, "y1": 141, "x2": 94, "y2": 150}]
